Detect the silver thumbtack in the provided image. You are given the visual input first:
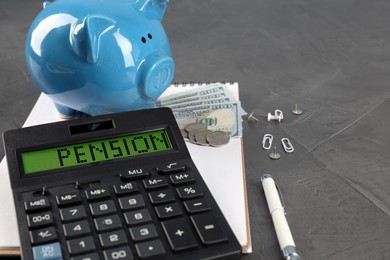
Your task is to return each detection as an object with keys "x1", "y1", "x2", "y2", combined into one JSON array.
[
  {"x1": 267, "y1": 109, "x2": 283, "y2": 122},
  {"x1": 267, "y1": 113, "x2": 282, "y2": 122},
  {"x1": 269, "y1": 146, "x2": 281, "y2": 160},
  {"x1": 248, "y1": 112, "x2": 259, "y2": 122},
  {"x1": 292, "y1": 104, "x2": 303, "y2": 115}
]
